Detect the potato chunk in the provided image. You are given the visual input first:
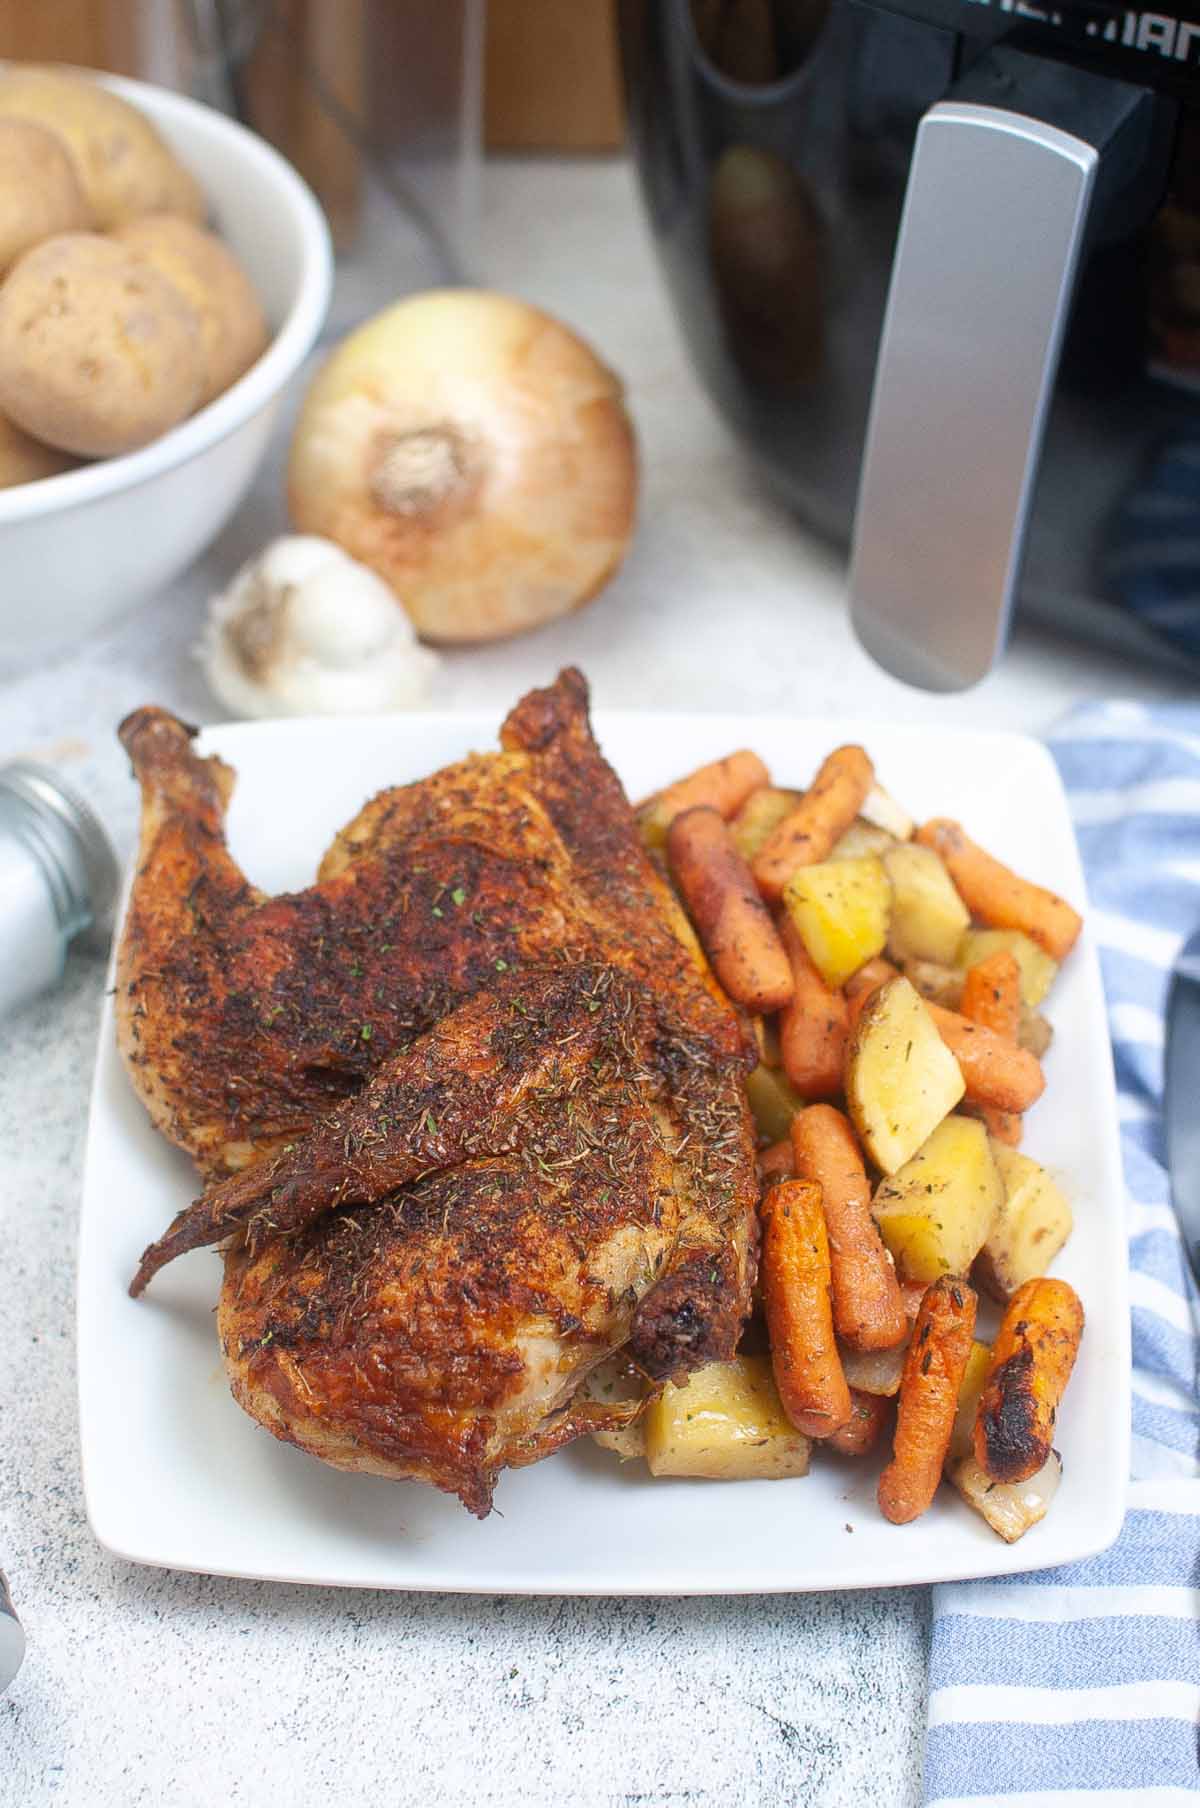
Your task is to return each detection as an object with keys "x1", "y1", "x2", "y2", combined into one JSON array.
[
  {"x1": 884, "y1": 844, "x2": 970, "y2": 965},
  {"x1": 729, "y1": 786, "x2": 801, "y2": 862},
  {"x1": 783, "y1": 856, "x2": 891, "y2": 989},
  {"x1": 644, "y1": 1356, "x2": 811, "y2": 1480},
  {"x1": 745, "y1": 1063, "x2": 806, "y2": 1144},
  {"x1": 949, "y1": 1451, "x2": 1061, "y2": 1542},
  {"x1": 946, "y1": 1338, "x2": 992, "y2": 1467},
  {"x1": 845, "y1": 976, "x2": 965, "y2": 1174},
  {"x1": 830, "y1": 819, "x2": 897, "y2": 861},
  {"x1": 871, "y1": 1114, "x2": 1004, "y2": 1284},
  {"x1": 958, "y1": 928, "x2": 1058, "y2": 1007},
  {"x1": 973, "y1": 1145, "x2": 1074, "y2": 1302}
]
